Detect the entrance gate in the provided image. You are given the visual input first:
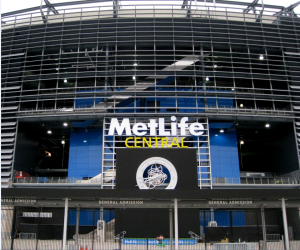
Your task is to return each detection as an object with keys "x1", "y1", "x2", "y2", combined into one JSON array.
[{"x1": 2, "y1": 206, "x2": 300, "y2": 250}]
